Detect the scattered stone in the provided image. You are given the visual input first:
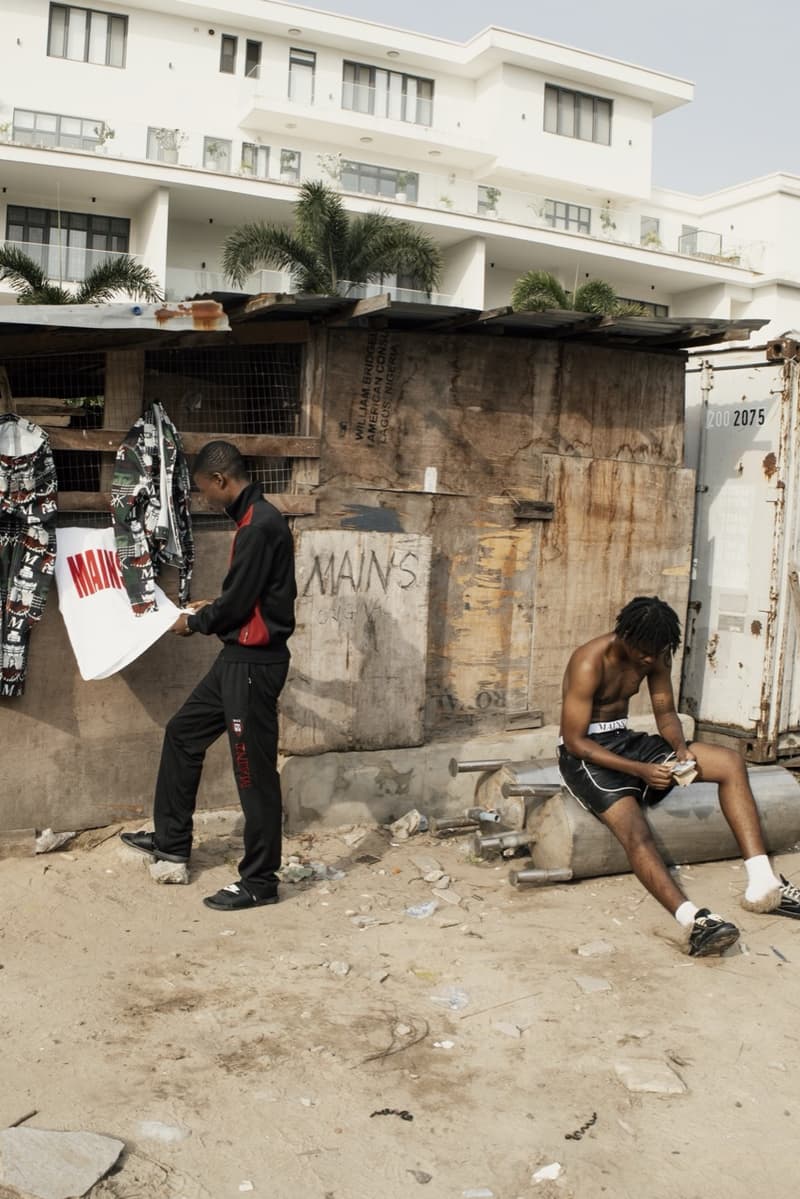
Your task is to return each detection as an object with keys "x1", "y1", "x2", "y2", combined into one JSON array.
[
  {"x1": 407, "y1": 1169, "x2": 433, "y2": 1184},
  {"x1": 410, "y1": 853, "x2": 442, "y2": 875},
  {"x1": 573, "y1": 975, "x2": 612, "y2": 994},
  {"x1": 148, "y1": 859, "x2": 189, "y2": 885},
  {"x1": 328, "y1": 961, "x2": 351, "y2": 976},
  {"x1": 405, "y1": 901, "x2": 438, "y2": 919},
  {"x1": 390, "y1": 810, "x2": 428, "y2": 840},
  {"x1": 492, "y1": 1021, "x2": 522, "y2": 1039},
  {"x1": 341, "y1": 827, "x2": 372, "y2": 847},
  {"x1": 280, "y1": 865, "x2": 315, "y2": 883},
  {"x1": 371, "y1": 969, "x2": 390, "y2": 984},
  {"x1": 351, "y1": 915, "x2": 380, "y2": 928},
  {"x1": 394, "y1": 1023, "x2": 412, "y2": 1037},
  {"x1": 299, "y1": 1097, "x2": 314, "y2": 1107},
  {"x1": 0, "y1": 1127, "x2": 124, "y2": 1199},
  {"x1": 136, "y1": 1121, "x2": 191, "y2": 1143},
  {"x1": 239, "y1": 1183, "x2": 255, "y2": 1193},
  {"x1": 34, "y1": 829, "x2": 76, "y2": 854},
  {"x1": 532, "y1": 1162, "x2": 562, "y2": 1183},
  {"x1": 433, "y1": 1040, "x2": 455, "y2": 1050},
  {"x1": 614, "y1": 1058, "x2": 687, "y2": 1095},
  {"x1": 577, "y1": 939, "x2": 615, "y2": 957},
  {"x1": 424, "y1": 870, "x2": 444, "y2": 883},
  {"x1": 432, "y1": 888, "x2": 461, "y2": 906}
]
